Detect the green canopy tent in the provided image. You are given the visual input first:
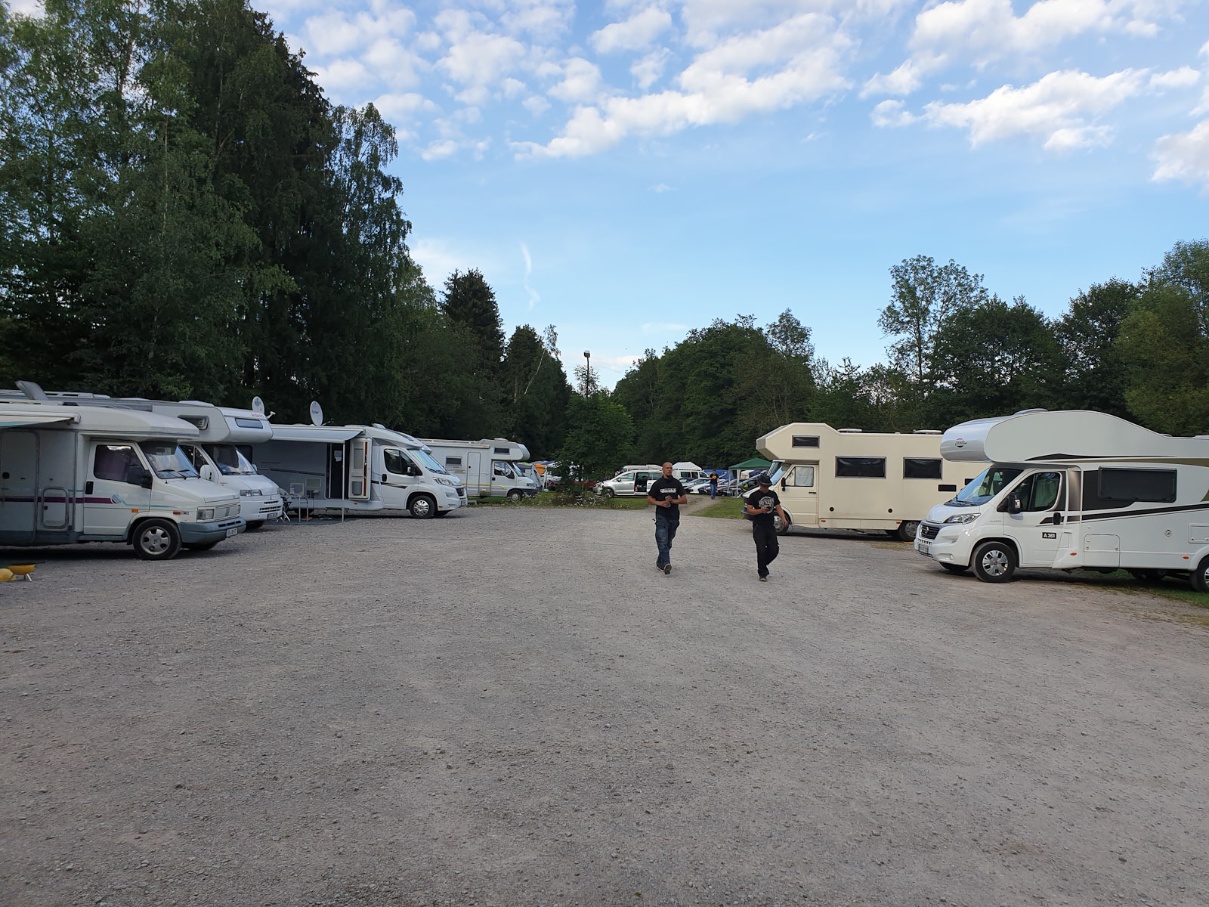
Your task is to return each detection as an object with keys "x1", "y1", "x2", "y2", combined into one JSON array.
[{"x1": 728, "y1": 456, "x2": 771, "y2": 476}]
